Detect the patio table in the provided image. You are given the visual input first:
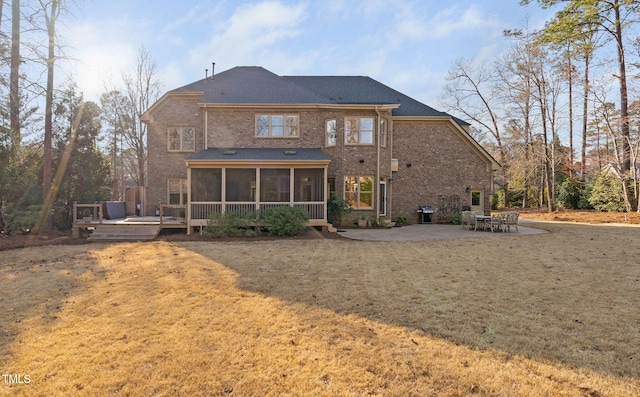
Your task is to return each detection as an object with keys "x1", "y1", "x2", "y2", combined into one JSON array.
[{"x1": 474, "y1": 215, "x2": 491, "y2": 231}]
